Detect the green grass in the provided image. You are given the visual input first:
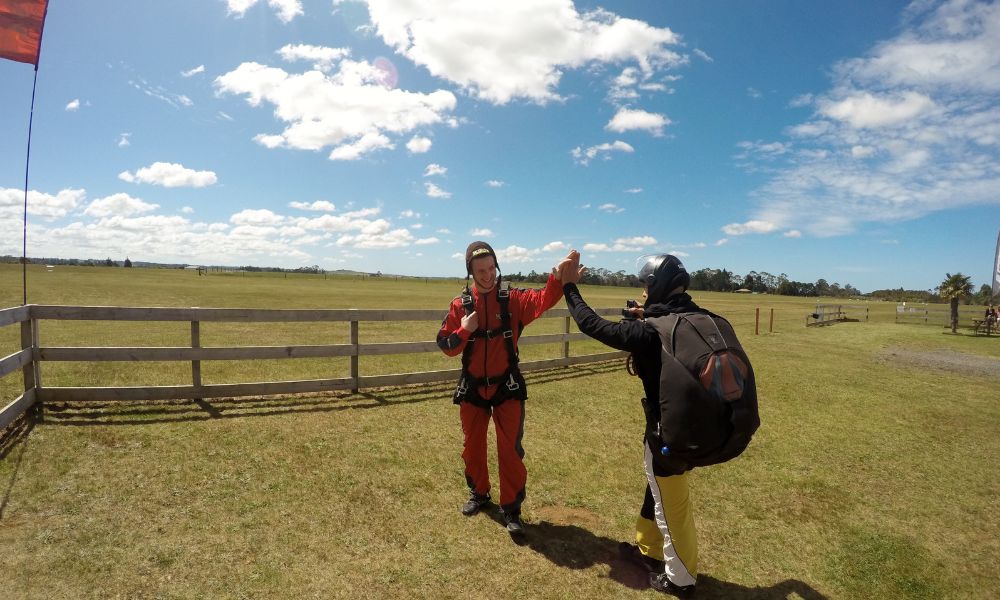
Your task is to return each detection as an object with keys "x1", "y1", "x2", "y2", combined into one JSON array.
[{"x1": 1, "y1": 264, "x2": 998, "y2": 599}]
